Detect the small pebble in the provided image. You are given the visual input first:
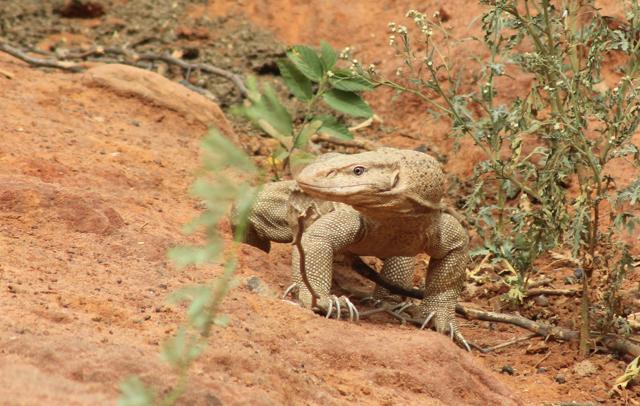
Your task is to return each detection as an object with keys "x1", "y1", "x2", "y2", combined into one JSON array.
[
  {"x1": 537, "y1": 367, "x2": 546, "y2": 374},
  {"x1": 555, "y1": 373, "x2": 566, "y2": 384},
  {"x1": 574, "y1": 268, "x2": 584, "y2": 279},
  {"x1": 534, "y1": 294, "x2": 550, "y2": 307},
  {"x1": 501, "y1": 365, "x2": 514, "y2": 375},
  {"x1": 246, "y1": 276, "x2": 262, "y2": 292}
]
